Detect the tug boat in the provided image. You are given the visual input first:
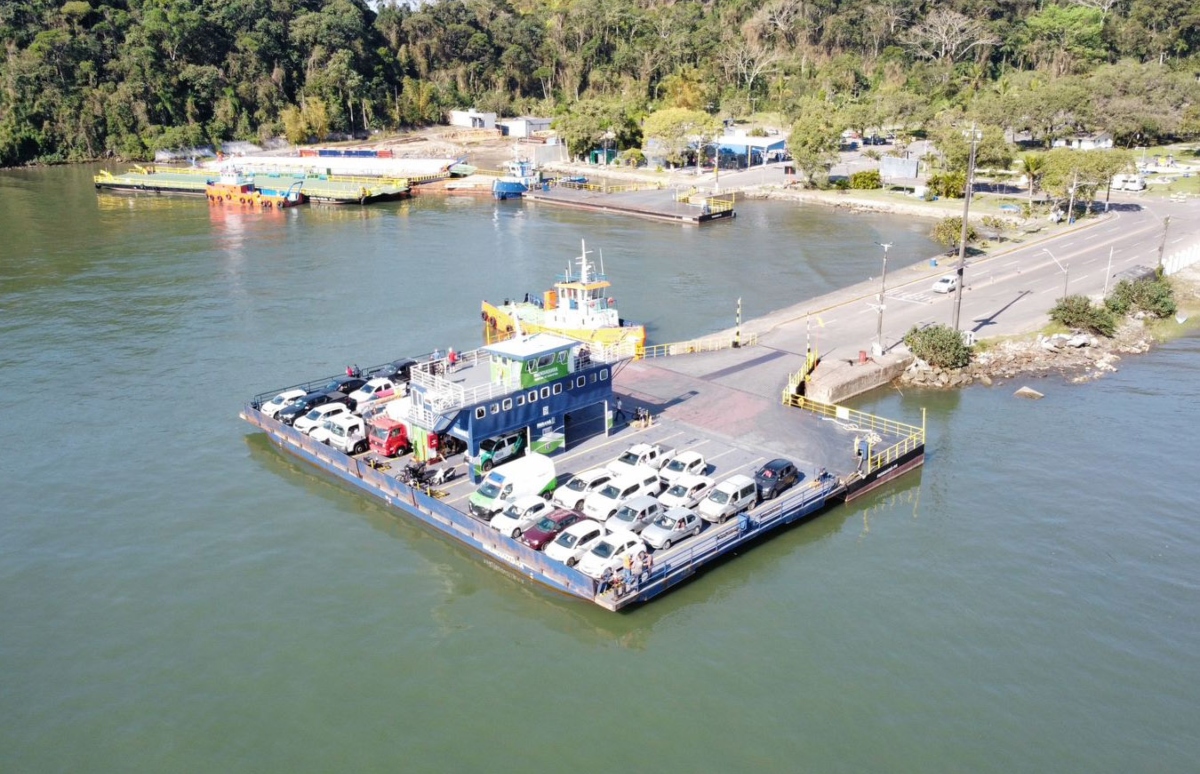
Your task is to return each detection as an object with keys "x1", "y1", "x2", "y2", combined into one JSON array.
[
  {"x1": 491, "y1": 149, "x2": 541, "y2": 200},
  {"x1": 481, "y1": 241, "x2": 646, "y2": 352},
  {"x1": 206, "y1": 172, "x2": 305, "y2": 208}
]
